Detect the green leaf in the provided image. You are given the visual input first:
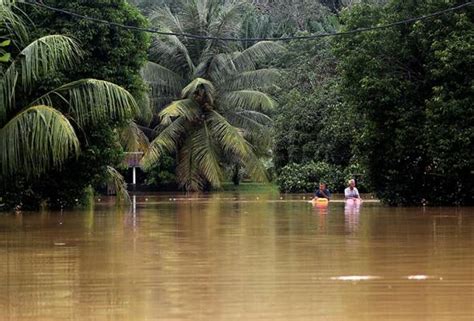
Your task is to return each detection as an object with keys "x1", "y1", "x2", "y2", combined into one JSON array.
[
  {"x1": 106, "y1": 166, "x2": 131, "y2": 204},
  {"x1": 32, "y1": 79, "x2": 138, "y2": 127},
  {"x1": 141, "y1": 61, "x2": 184, "y2": 95},
  {"x1": 0, "y1": 39, "x2": 11, "y2": 47},
  {"x1": 141, "y1": 117, "x2": 187, "y2": 169},
  {"x1": 159, "y1": 98, "x2": 200, "y2": 124},
  {"x1": 0, "y1": 105, "x2": 80, "y2": 178},
  {"x1": 0, "y1": 52, "x2": 10, "y2": 62},
  {"x1": 233, "y1": 41, "x2": 285, "y2": 72},
  {"x1": 220, "y1": 90, "x2": 276, "y2": 112},
  {"x1": 18, "y1": 35, "x2": 82, "y2": 91},
  {"x1": 119, "y1": 121, "x2": 149, "y2": 153}
]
